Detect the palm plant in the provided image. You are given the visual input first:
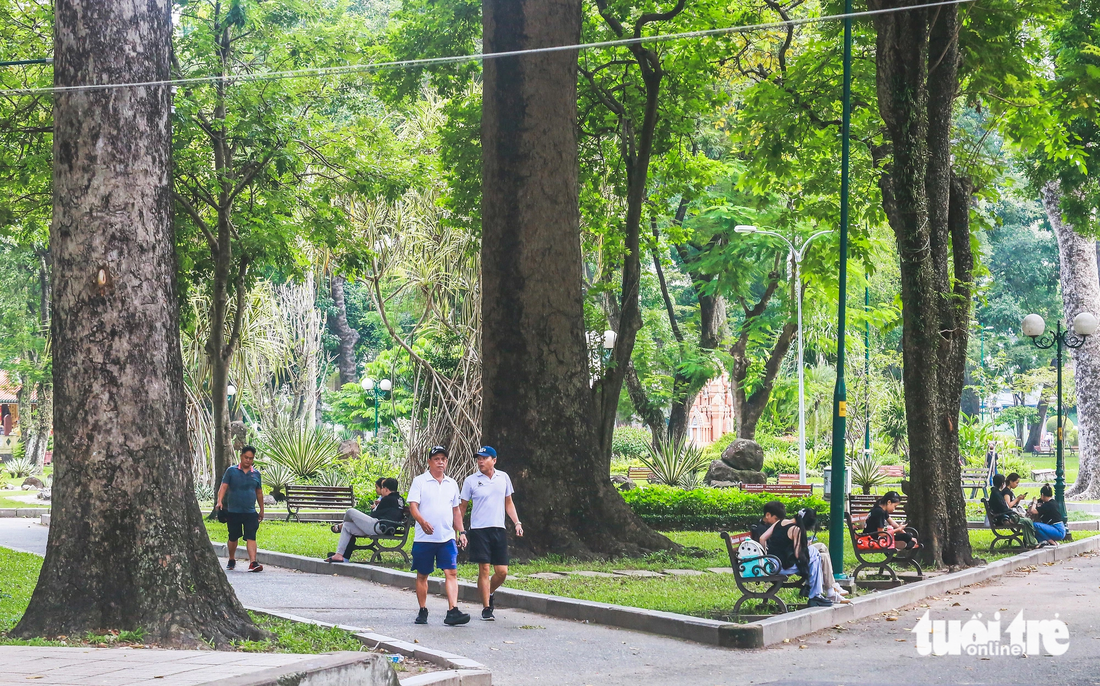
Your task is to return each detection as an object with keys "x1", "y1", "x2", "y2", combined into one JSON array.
[
  {"x1": 849, "y1": 453, "x2": 887, "y2": 495},
  {"x1": 258, "y1": 460, "x2": 293, "y2": 501},
  {"x1": 260, "y1": 423, "x2": 341, "y2": 482},
  {"x1": 5, "y1": 457, "x2": 34, "y2": 479},
  {"x1": 641, "y1": 438, "x2": 709, "y2": 488},
  {"x1": 315, "y1": 468, "x2": 349, "y2": 488}
]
